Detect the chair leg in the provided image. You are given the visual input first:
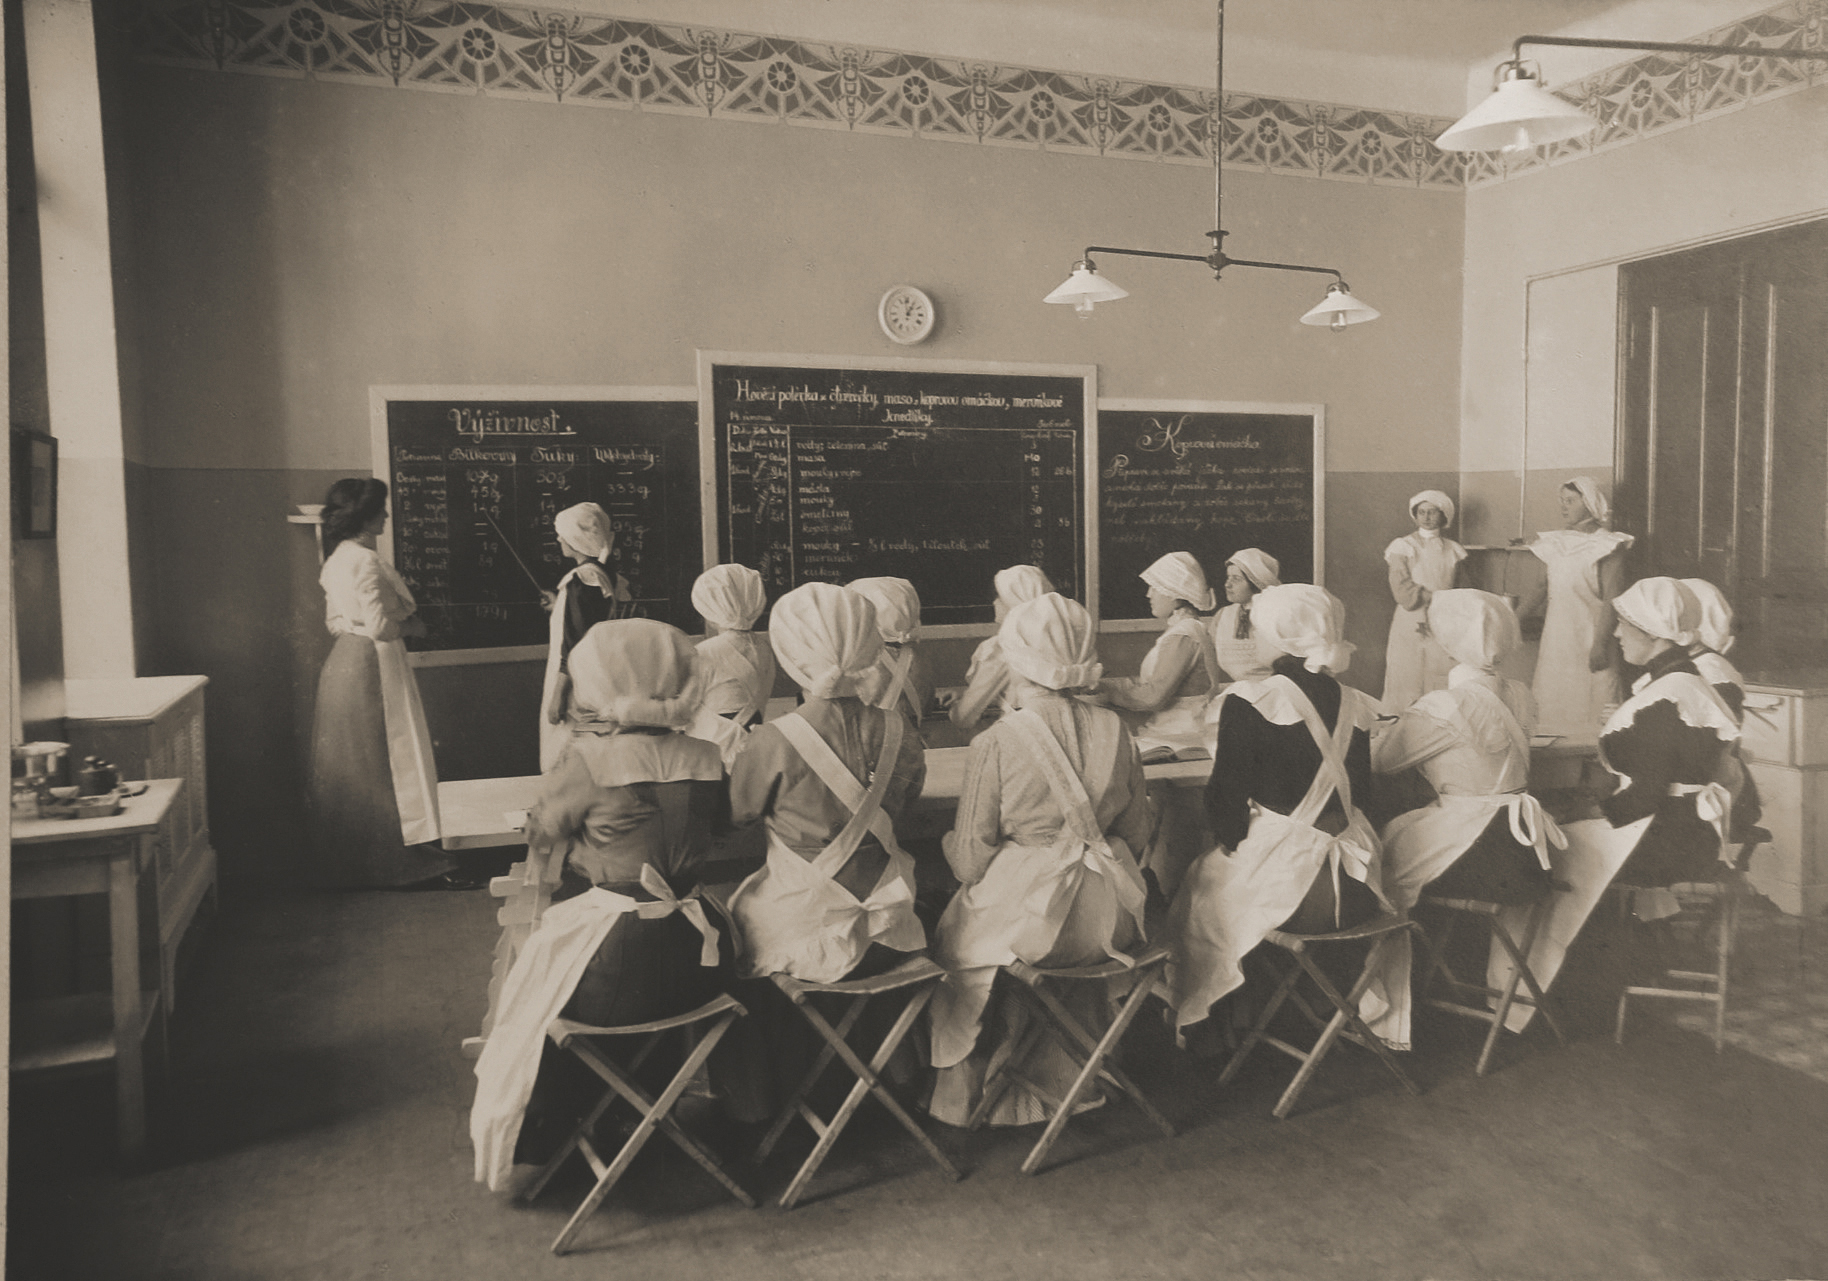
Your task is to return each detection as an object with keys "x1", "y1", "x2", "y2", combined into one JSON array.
[
  {"x1": 1478, "y1": 902, "x2": 1561, "y2": 1076},
  {"x1": 1217, "y1": 958, "x2": 1305, "y2": 1087},
  {"x1": 755, "y1": 996, "x2": 867, "y2": 1162},
  {"x1": 1015, "y1": 971, "x2": 1174, "y2": 1176},
  {"x1": 1505, "y1": 898, "x2": 1567, "y2": 1048},
  {"x1": 965, "y1": 1008, "x2": 1054, "y2": 1133},
  {"x1": 1713, "y1": 888, "x2": 1737, "y2": 1054},
  {"x1": 778, "y1": 984, "x2": 959, "y2": 1210},
  {"x1": 1271, "y1": 939, "x2": 1420, "y2": 1120},
  {"x1": 550, "y1": 1015, "x2": 753, "y2": 1255}
]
